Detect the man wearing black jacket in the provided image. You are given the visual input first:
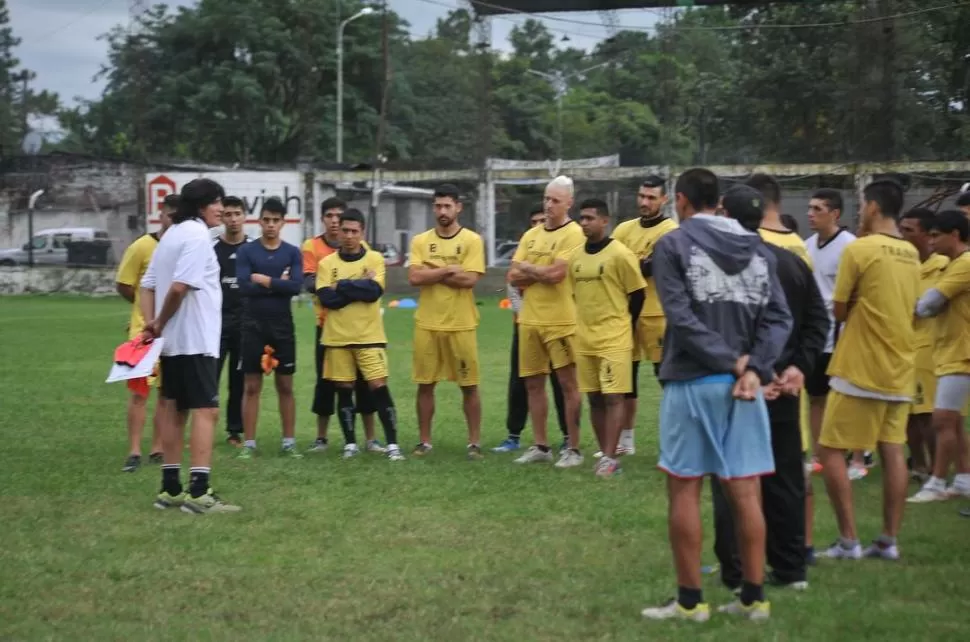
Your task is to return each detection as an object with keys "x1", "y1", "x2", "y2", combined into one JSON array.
[{"x1": 711, "y1": 185, "x2": 829, "y2": 591}]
